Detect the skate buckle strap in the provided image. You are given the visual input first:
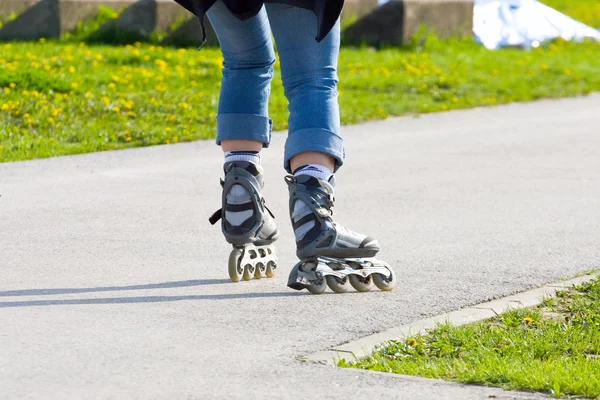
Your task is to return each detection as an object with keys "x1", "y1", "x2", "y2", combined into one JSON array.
[
  {"x1": 315, "y1": 207, "x2": 331, "y2": 218},
  {"x1": 262, "y1": 198, "x2": 276, "y2": 219},
  {"x1": 209, "y1": 209, "x2": 222, "y2": 225}
]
